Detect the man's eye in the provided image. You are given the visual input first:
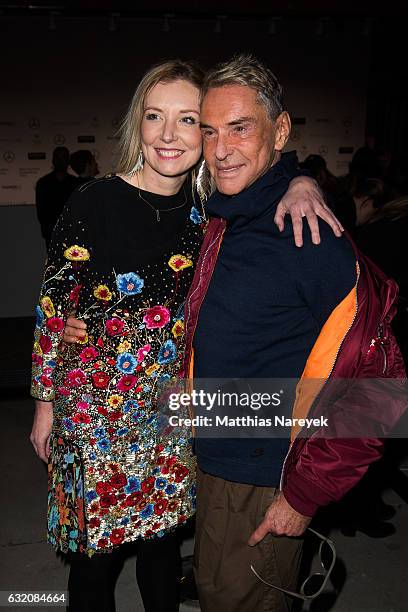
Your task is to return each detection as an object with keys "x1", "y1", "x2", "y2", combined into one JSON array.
[
  {"x1": 145, "y1": 113, "x2": 160, "y2": 120},
  {"x1": 202, "y1": 130, "x2": 215, "y2": 139},
  {"x1": 181, "y1": 116, "x2": 198, "y2": 125},
  {"x1": 233, "y1": 125, "x2": 246, "y2": 134}
]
